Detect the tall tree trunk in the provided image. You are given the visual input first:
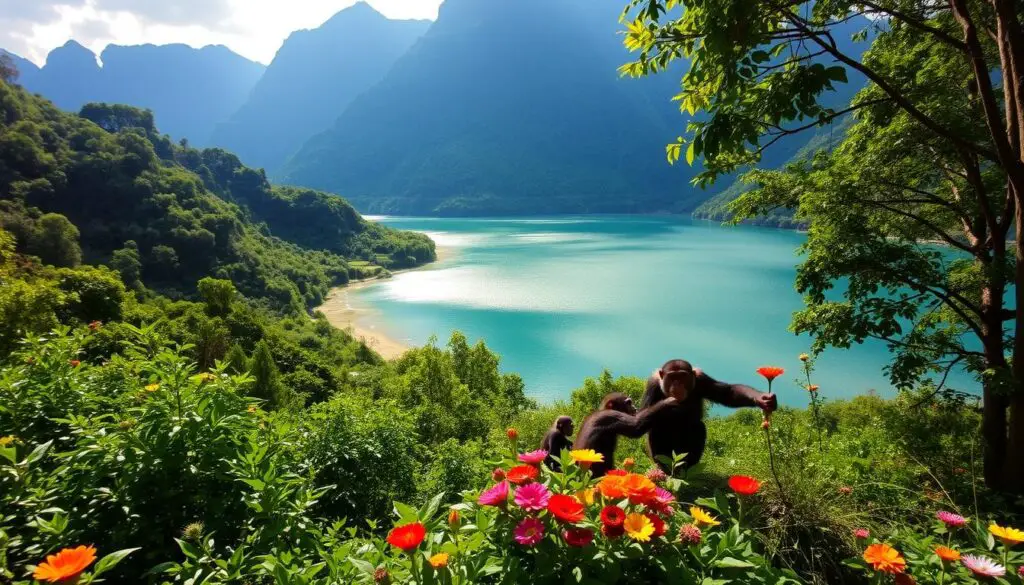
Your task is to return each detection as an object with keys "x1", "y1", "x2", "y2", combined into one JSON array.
[
  {"x1": 1005, "y1": 183, "x2": 1024, "y2": 491},
  {"x1": 981, "y1": 237, "x2": 1010, "y2": 488}
]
